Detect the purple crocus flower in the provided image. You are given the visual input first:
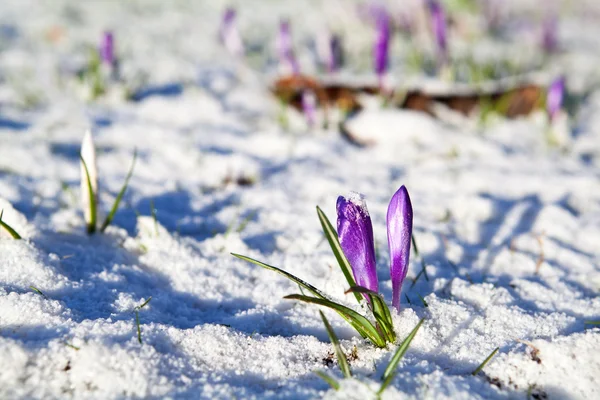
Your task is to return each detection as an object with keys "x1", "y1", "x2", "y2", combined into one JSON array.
[
  {"x1": 428, "y1": 0, "x2": 448, "y2": 66},
  {"x1": 219, "y1": 8, "x2": 244, "y2": 57},
  {"x1": 373, "y1": 11, "x2": 390, "y2": 82},
  {"x1": 387, "y1": 185, "x2": 413, "y2": 311},
  {"x1": 99, "y1": 31, "x2": 114, "y2": 67},
  {"x1": 302, "y1": 90, "x2": 317, "y2": 127},
  {"x1": 547, "y1": 76, "x2": 565, "y2": 122},
  {"x1": 277, "y1": 20, "x2": 300, "y2": 75},
  {"x1": 336, "y1": 193, "x2": 379, "y2": 294},
  {"x1": 542, "y1": 14, "x2": 558, "y2": 53},
  {"x1": 316, "y1": 30, "x2": 343, "y2": 73}
]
